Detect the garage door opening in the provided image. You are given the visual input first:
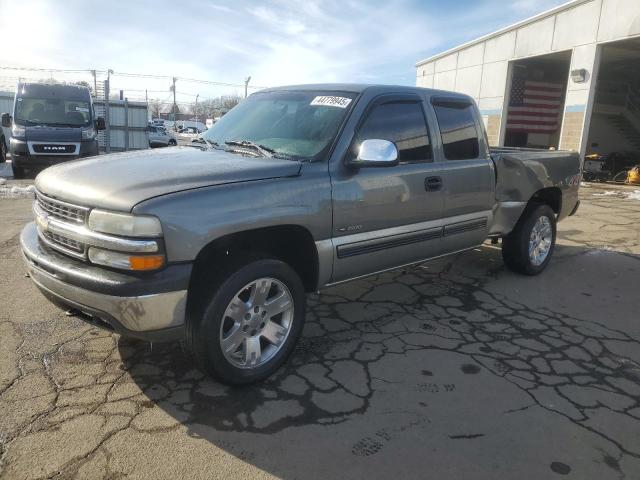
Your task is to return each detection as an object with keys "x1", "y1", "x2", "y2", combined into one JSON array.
[
  {"x1": 584, "y1": 38, "x2": 640, "y2": 181},
  {"x1": 503, "y1": 51, "x2": 571, "y2": 149}
]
